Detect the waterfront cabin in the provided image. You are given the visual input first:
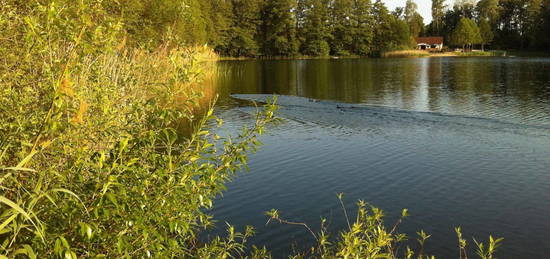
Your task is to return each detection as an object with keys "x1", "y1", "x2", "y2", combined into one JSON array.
[{"x1": 416, "y1": 37, "x2": 444, "y2": 51}]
